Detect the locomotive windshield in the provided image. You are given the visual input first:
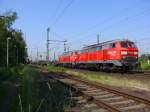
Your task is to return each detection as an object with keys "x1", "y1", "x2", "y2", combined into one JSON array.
[
  {"x1": 121, "y1": 42, "x2": 128, "y2": 48},
  {"x1": 128, "y1": 42, "x2": 137, "y2": 48},
  {"x1": 121, "y1": 41, "x2": 137, "y2": 48}
]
